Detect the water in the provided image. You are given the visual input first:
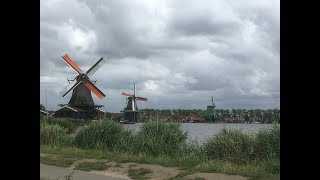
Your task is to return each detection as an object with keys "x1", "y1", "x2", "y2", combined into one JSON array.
[{"x1": 123, "y1": 123, "x2": 274, "y2": 143}]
